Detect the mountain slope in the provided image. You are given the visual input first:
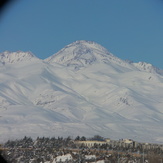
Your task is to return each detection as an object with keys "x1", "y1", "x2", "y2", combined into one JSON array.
[{"x1": 0, "y1": 41, "x2": 163, "y2": 143}]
